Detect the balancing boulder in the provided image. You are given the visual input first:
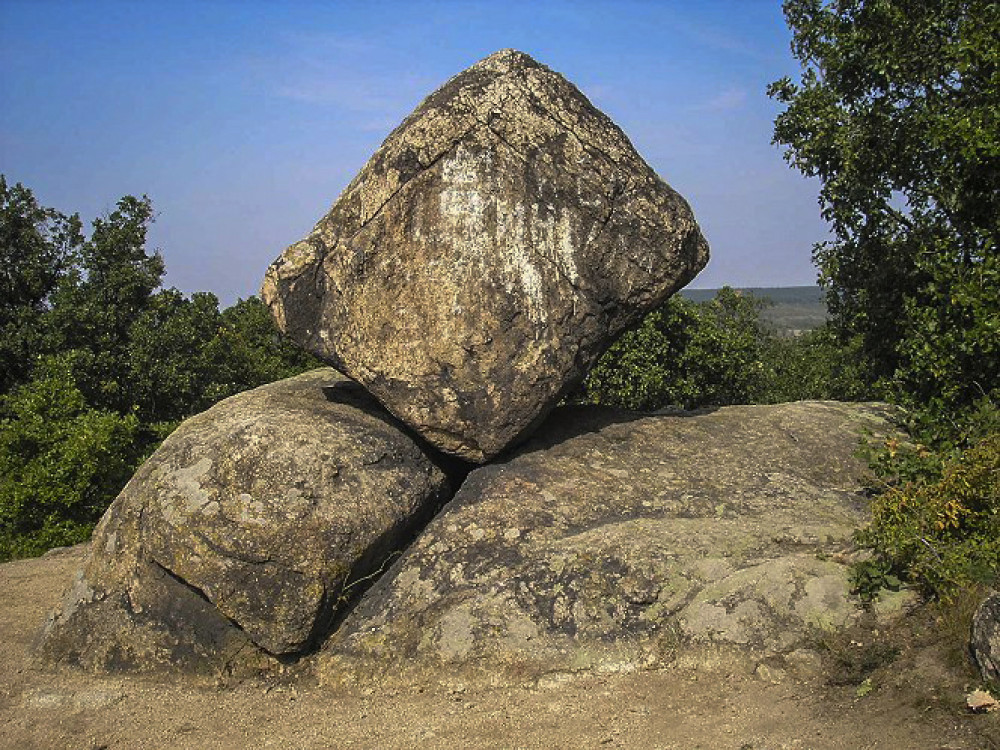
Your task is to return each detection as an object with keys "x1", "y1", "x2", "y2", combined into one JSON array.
[{"x1": 262, "y1": 49, "x2": 709, "y2": 462}]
